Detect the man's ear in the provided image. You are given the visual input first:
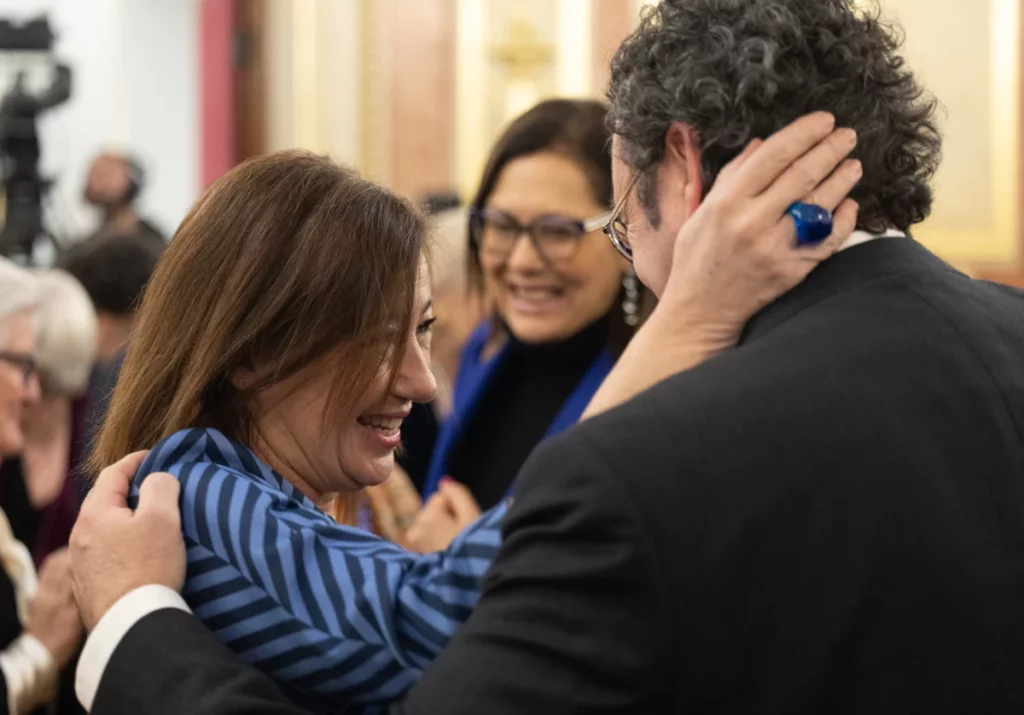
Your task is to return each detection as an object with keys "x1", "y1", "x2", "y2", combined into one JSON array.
[{"x1": 664, "y1": 122, "x2": 704, "y2": 215}]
